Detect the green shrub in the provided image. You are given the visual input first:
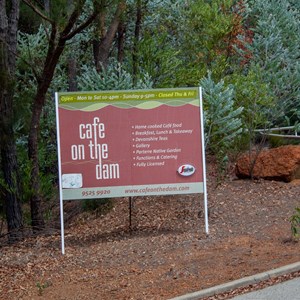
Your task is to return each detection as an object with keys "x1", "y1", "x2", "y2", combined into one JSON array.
[
  {"x1": 81, "y1": 198, "x2": 113, "y2": 217},
  {"x1": 290, "y1": 207, "x2": 300, "y2": 240},
  {"x1": 200, "y1": 73, "x2": 243, "y2": 171}
]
